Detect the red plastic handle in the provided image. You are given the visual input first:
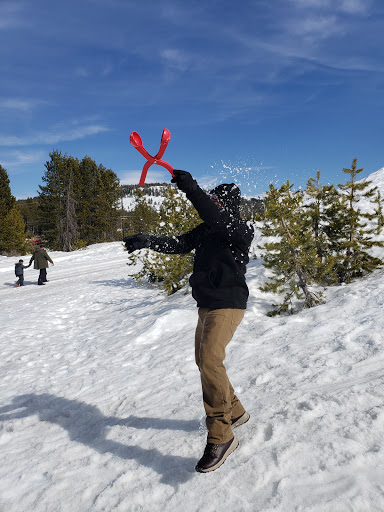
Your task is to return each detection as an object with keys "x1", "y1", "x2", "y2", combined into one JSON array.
[
  {"x1": 129, "y1": 131, "x2": 143, "y2": 148},
  {"x1": 130, "y1": 128, "x2": 174, "y2": 186}
]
